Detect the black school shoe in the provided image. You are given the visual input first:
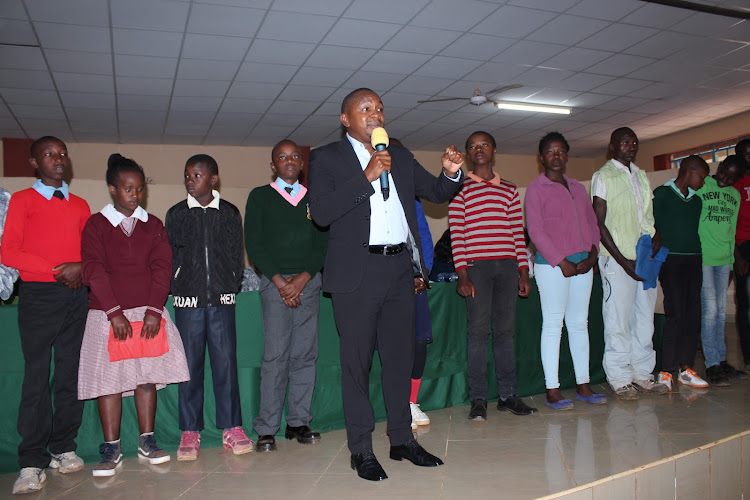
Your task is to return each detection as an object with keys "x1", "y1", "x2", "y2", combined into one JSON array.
[
  {"x1": 285, "y1": 425, "x2": 321, "y2": 444},
  {"x1": 497, "y1": 394, "x2": 537, "y2": 415},
  {"x1": 706, "y1": 365, "x2": 731, "y2": 386},
  {"x1": 720, "y1": 361, "x2": 748, "y2": 380},
  {"x1": 468, "y1": 399, "x2": 487, "y2": 420},
  {"x1": 255, "y1": 435, "x2": 276, "y2": 452}
]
